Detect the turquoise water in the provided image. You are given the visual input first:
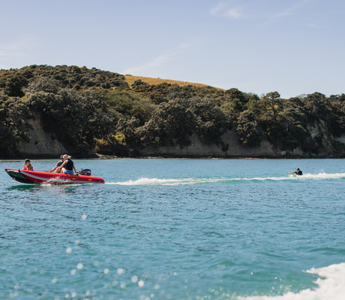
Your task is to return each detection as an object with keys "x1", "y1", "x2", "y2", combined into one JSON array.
[{"x1": 1, "y1": 159, "x2": 345, "y2": 300}]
